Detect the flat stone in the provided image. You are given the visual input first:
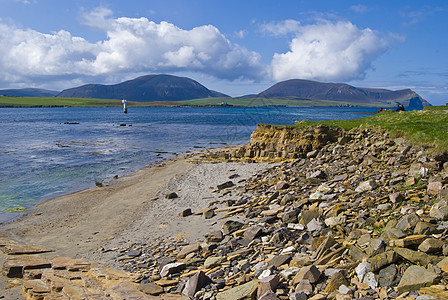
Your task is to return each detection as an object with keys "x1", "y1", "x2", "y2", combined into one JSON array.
[
  {"x1": 414, "y1": 222, "x2": 438, "y2": 235},
  {"x1": 0, "y1": 244, "x2": 53, "y2": 255},
  {"x1": 366, "y1": 239, "x2": 385, "y2": 257},
  {"x1": 389, "y1": 192, "x2": 405, "y2": 204},
  {"x1": 177, "y1": 243, "x2": 200, "y2": 259},
  {"x1": 355, "y1": 262, "x2": 371, "y2": 282},
  {"x1": 389, "y1": 235, "x2": 427, "y2": 247},
  {"x1": 222, "y1": 220, "x2": 244, "y2": 235},
  {"x1": 289, "y1": 291, "x2": 308, "y2": 300},
  {"x1": 394, "y1": 247, "x2": 442, "y2": 267},
  {"x1": 363, "y1": 272, "x2": 378, "y2": 289},
  {"x1": 204, "y1": 256, "x2": 225, "y2": 268},
  {"x1": 217, "y1": 181, "x2": 234, "y2": 190},
  {"x1": 397, "y1": 266, "x2": 440, "y2": 294},
  {"x1": 138, "y1": 282, "x2": 164, "y2": 295},
  {"x1": 179, "y1": 208, "x2": 193, "y2": 217},
  {"x1": 427, "y1": 182, "x2": 443, "y2": 196},
  {"x1": 216, "y1": 279, "x2": 258, "y2": 300},
  {"x1": 160, "y1": 262, "x2": 186, "y2": 277},
  {"x1": 23, "y1": 279, "x2": 50, "y2": 294},
  {"x1": 267, "y1": 254, "x2": 291, "y2": 268},
  {"x1": 367, "y1": 250, "x2": 397, "y2": 272},
  {"x1": 3, "y1": 255, "x2": 52, "y2": 278}
]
